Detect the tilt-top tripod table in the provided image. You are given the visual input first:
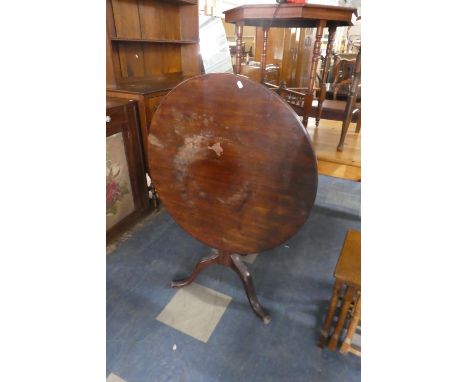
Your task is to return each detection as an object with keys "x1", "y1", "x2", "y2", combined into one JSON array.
[{"x1": 148, "y1": 73, "x2": 318, "y2": 324}]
